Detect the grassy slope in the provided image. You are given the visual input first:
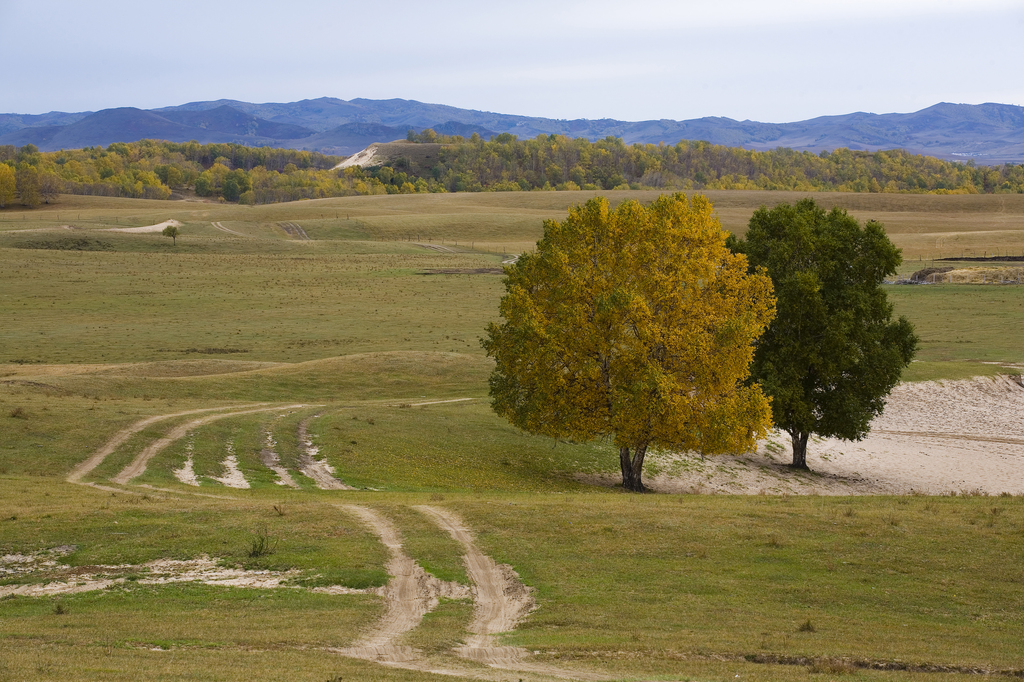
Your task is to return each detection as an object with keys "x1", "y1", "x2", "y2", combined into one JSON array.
[{"x1": 2, "y1": 191, "x2": 1024, "y2": 680}]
